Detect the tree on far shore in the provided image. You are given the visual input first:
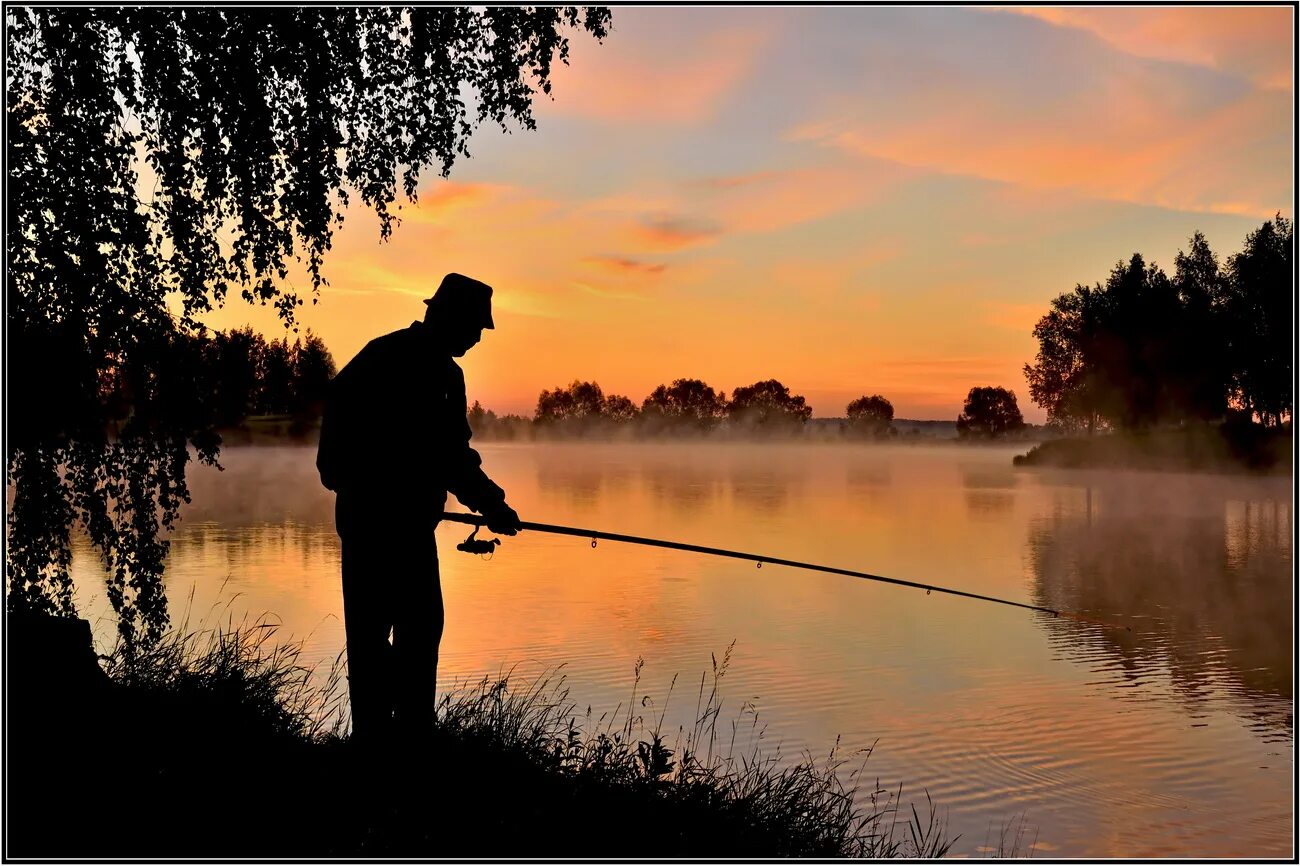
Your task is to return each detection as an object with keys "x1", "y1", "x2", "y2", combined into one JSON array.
[
  {"x1": 846, "y1": 395, "x2": 894, "y2": 438},
  {"x1": 1024, "y1": 219, "x2": 1293, "y2": 434},
  {"x1": 727, "y1": 380, "x2": 812, "y2": 431},
  {"x1": 641, "y1": 378, "x2": 727, "y2": 432},
  {"x1": 956, "y1": 387, "x2": 1025, "y2": 439},
  {"x1": 1223, "y1": 217, "x2": 1293, "y2": 427}
]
